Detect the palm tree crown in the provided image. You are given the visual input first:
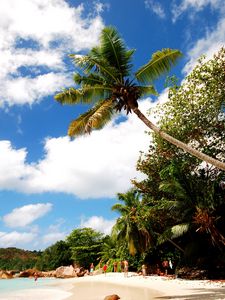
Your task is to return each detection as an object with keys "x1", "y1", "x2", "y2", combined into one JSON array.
[
  {"x1": 111, "y1": 189, "x2": 151, "y2": 255},
  {"x1": 55, "y1": 26, "x2": 181, "y2": 135},
  {"x1": 55, "y1": 26, "x2": 225, "y2": 171}
]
